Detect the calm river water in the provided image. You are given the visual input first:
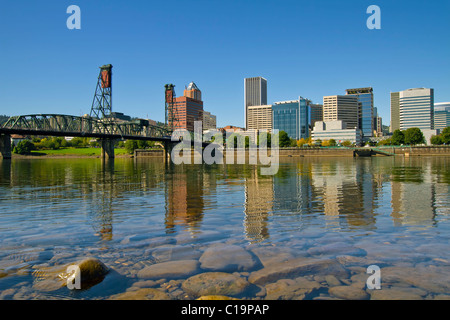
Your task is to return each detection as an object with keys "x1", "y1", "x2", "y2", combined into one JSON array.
[{"x1": 0, "y1": 156, "x2": 449, "y2": 300}]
